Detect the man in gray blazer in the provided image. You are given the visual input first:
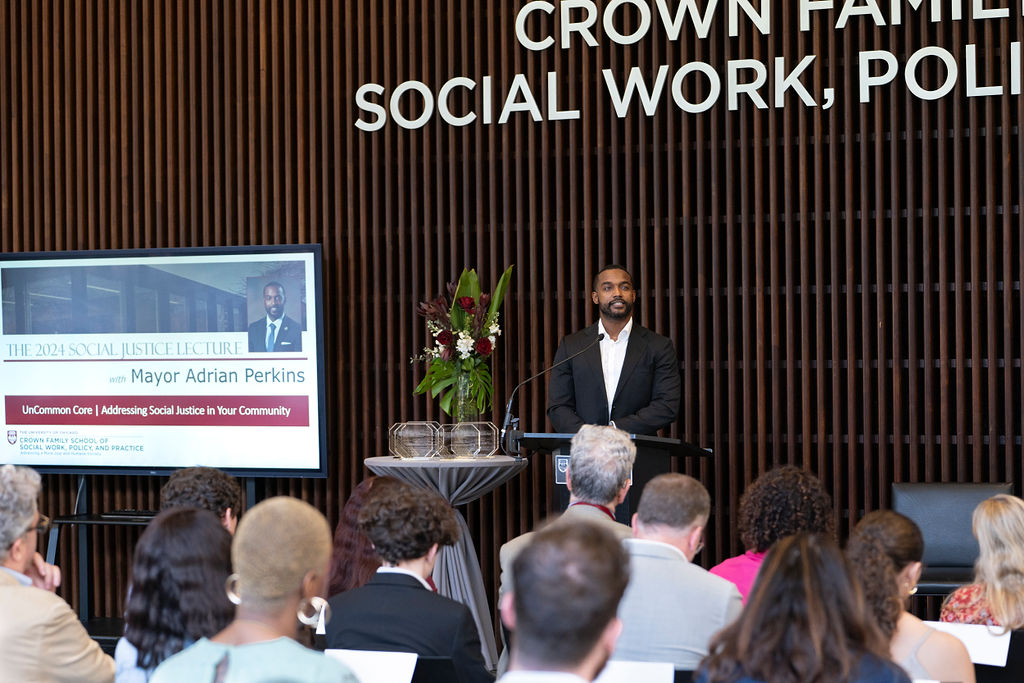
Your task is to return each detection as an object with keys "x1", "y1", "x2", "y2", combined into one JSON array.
[
  {"x1": 497, "y1": 425, "x2": 635, "y2": 674},
  {"x1": 498, "y1": 425, "x2": 636, "y2": 605},
  {"x1": 613, "y1": 473, "x2": 742, "y2": 670}
]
